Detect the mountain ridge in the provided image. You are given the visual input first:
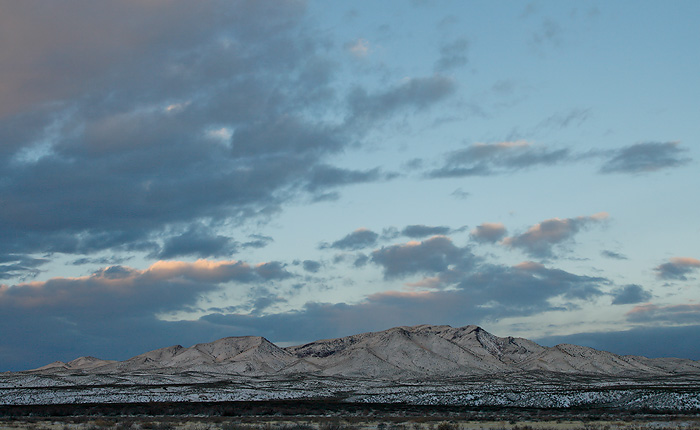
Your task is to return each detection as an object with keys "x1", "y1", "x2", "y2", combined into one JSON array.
[{"x1": 28, "y1": 324, "x2": 700, "y2": 378}]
